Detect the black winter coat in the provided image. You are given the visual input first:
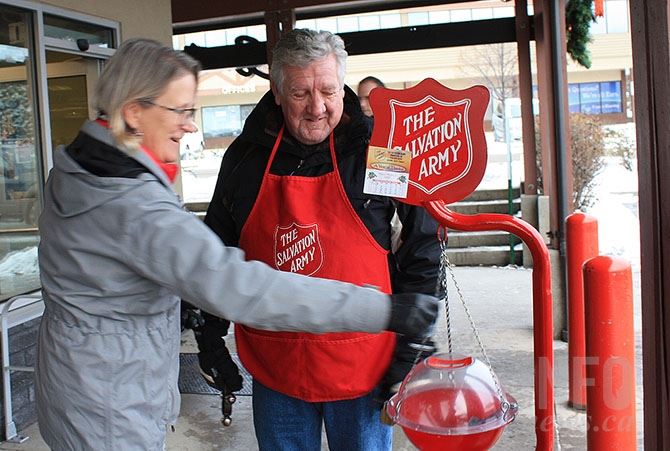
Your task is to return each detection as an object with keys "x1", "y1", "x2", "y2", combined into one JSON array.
[{"x1": 204, "y1": 86, "x2": 441, "y2": 295}]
